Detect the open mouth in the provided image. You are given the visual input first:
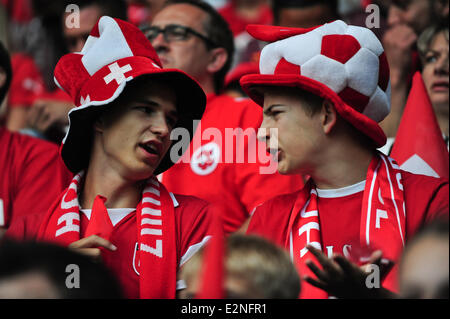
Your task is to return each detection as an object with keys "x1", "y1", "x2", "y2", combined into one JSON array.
[
  {"x1": 139, "y1": 141, "x2": 162, "y2": 157},
  {"x1": 267, "y1": 148, "x2": 282, "y2": 162},
  {"x1": 432, "y1": 81, "x2": 449, "y2": 91}
]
